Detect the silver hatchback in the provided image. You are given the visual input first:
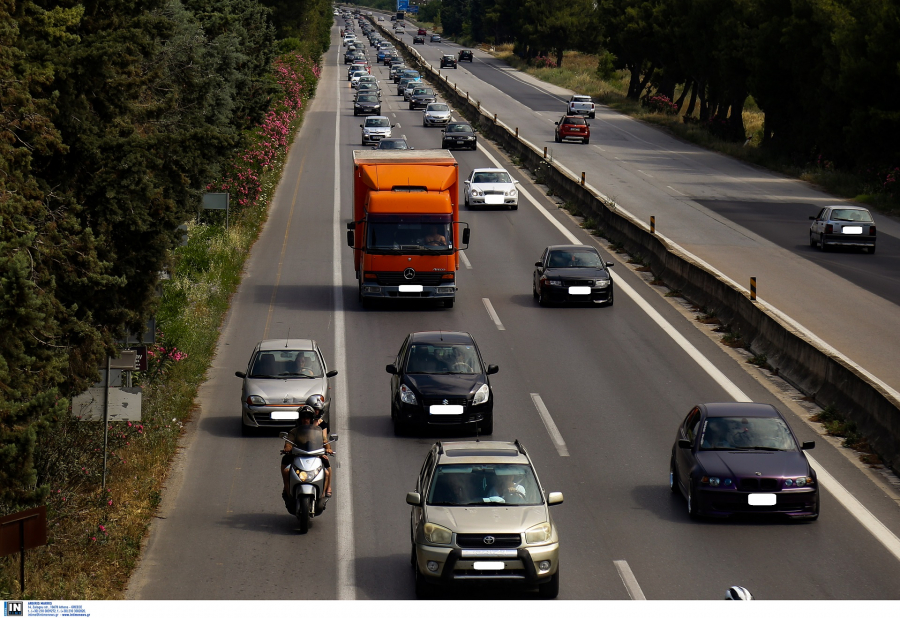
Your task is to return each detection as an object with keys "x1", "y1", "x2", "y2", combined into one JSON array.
[
  {"x1": 236, "y1": 339, "x2": 337, "y2": 435},
  {"x1": 809, "y1": 205, "x2": 876, "y2": 253}
]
